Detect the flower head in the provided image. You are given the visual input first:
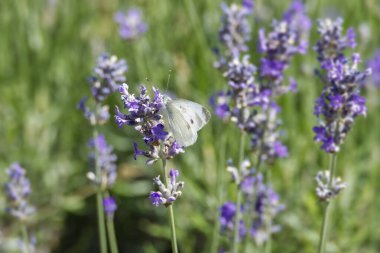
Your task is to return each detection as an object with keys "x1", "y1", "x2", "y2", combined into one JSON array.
[
  {"x1": 79, "y1": 53, "x2": 127, "y2": 125},
  {"x1": 88, "y1": 53, "x2": 128, "y2": 102},
  {"x1": 149, "y1": 169, "x2": 184, "y2": 207},
  {"x1": 4, "y1": 163, "x2": 35, "y2": 220},
  {"x1": 313, "y1": 20, "x2": 371, "y2": 153},
  {"x1": 103, "y1": 196, "x2": 117, "y2": 216},
  {"x1": 114, "y1": 8, "x2": 148, "y2": 40},
  {"x1": 220, "y1": 168, "x2": 284, "y2": 245},
  {"x1": 116, "y1": 84, "x2": 184, "y2": 164},
  {"x1": 314, "y1": 18, "x2": 357, "y2": 65},
  {"x1": 366, "y1": 50, "x2": 380, "y2": 87},
  {"x1": 315, "y1": 170, "x2": 347, "y2": 201},
  {"x1": 215, "y1": 0, "x2": 253, "y2": 70},
  {"x1": 87, "y1": 135, "x2": 118, "y2": 189}
]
